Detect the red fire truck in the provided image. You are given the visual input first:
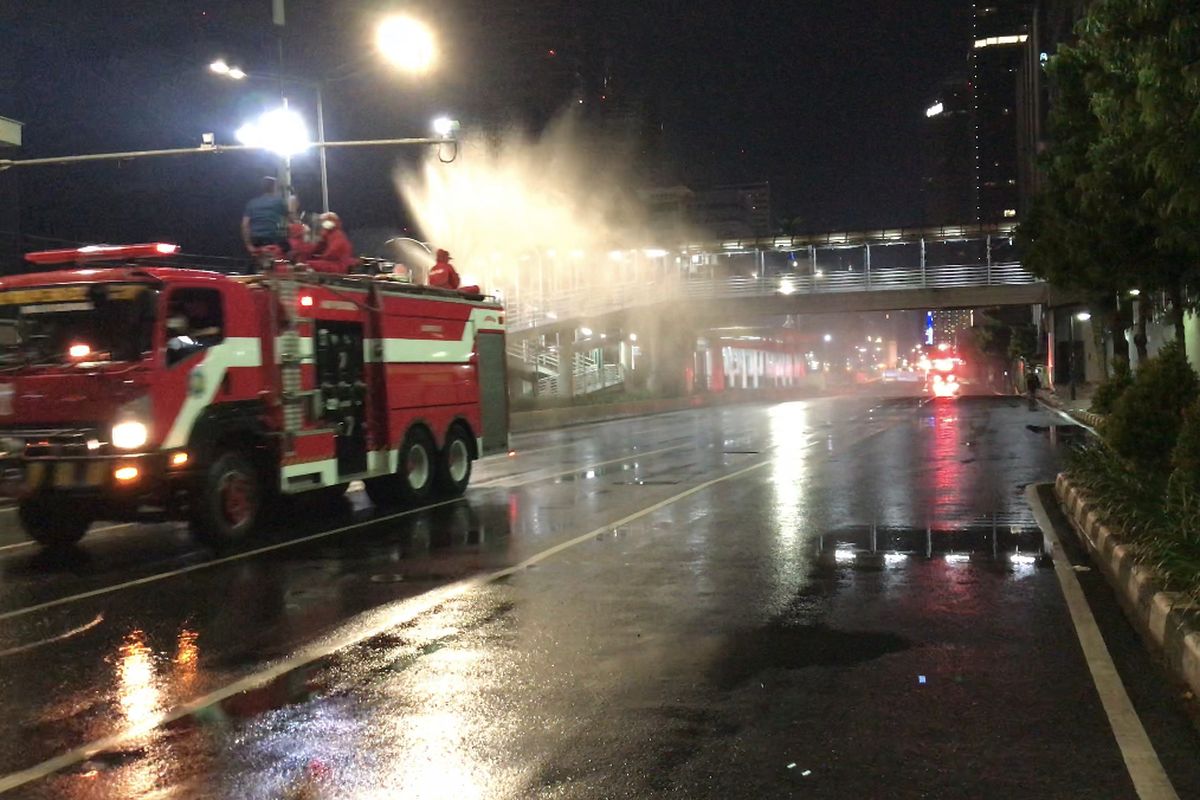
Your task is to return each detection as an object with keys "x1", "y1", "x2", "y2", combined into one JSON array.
[{"x1": 0, "y1": 244, "x2": 509, "y2": 547}]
